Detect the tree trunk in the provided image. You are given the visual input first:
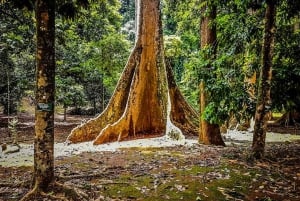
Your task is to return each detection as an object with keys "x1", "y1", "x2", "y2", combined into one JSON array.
[
  {"x1": 199, "y1": 81, "x2": 225, "y2": 146},
  {"x1": 199, "y1": 3, "x2": 225, "y2": 146},
  {"x1": 200, "y1": 4, "x2": 217, "y2": 49},
  {"x1": 33, "y1": 0, "x2": 56, "y2": 191},
  {"x1": 67, "y1": 0, "x2": 198, "y2": 145},
  {"x1": 63, "y1": 104, "x2": 67, "y2": 122},
  {"x1": 252, "y1": 0, "x2": 276, "y2": 159}
]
